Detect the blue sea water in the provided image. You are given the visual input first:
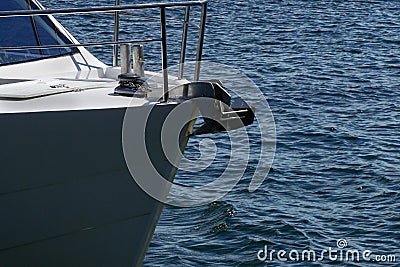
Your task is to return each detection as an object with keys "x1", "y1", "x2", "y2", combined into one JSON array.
[{"x1": 41, "y1": 0, "x2": 400, "y2": 266}]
